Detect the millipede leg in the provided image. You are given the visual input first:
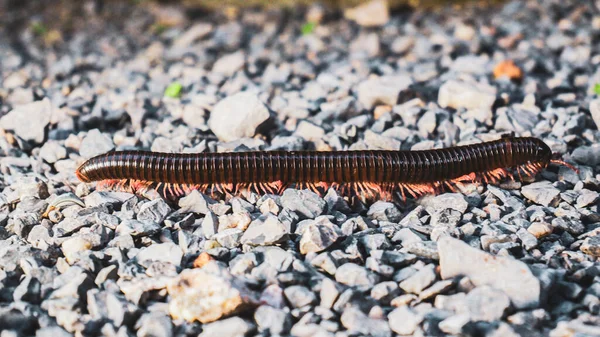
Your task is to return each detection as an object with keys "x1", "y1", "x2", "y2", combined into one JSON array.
[{"x1": 397, "y1": 184, "x2": 407, "y2": 201}]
